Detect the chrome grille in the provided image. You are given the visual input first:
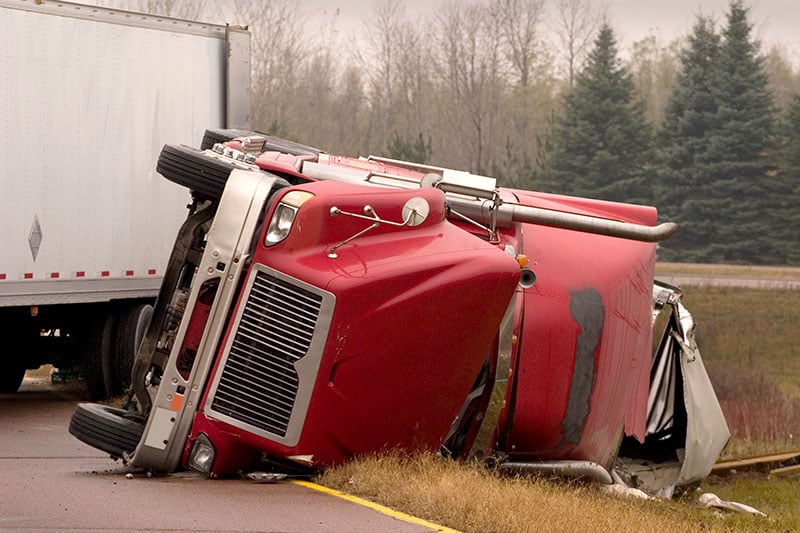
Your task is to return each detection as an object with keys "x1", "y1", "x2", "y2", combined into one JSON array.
[{"x1": 210, "y1": 270, "x2": 323, "y2": 437}]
